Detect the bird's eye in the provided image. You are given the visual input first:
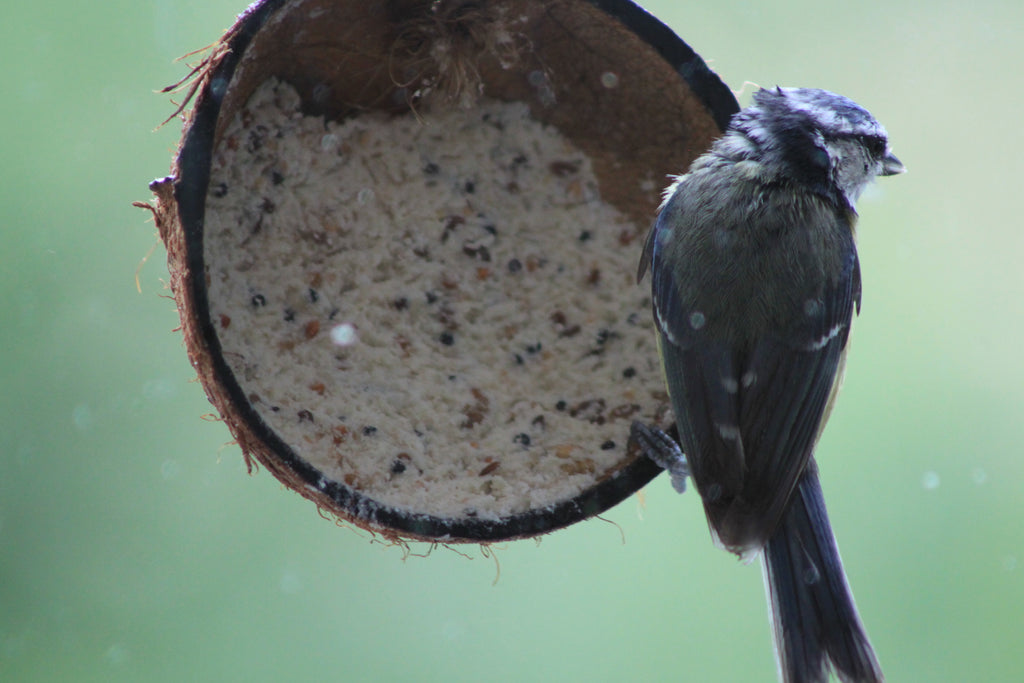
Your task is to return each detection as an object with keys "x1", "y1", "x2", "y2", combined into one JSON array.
[{"x1": 864, "y1": 136, "x2": 887, "y2": 157}]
